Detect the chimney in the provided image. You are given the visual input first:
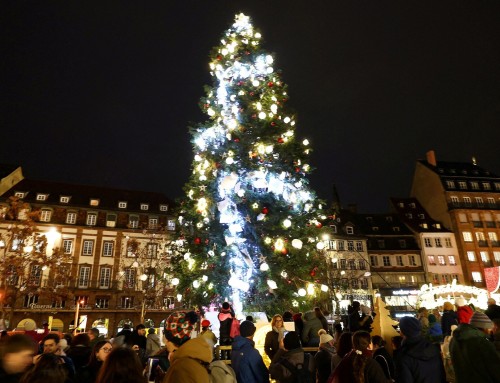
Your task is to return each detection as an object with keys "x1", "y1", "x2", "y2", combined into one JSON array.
[{"x1": 426, "y1": 150, "x2": 437, "y2": 166}]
